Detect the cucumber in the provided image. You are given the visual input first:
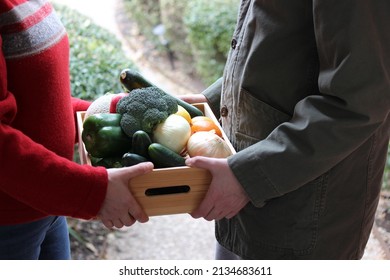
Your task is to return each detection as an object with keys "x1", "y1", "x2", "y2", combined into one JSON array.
[
  {"x1": 175, "y1": 98, "x2": 204, "y2": 119},
  {"x1": 132, "y1": 130, "x2": 152, "y2": 158},
  {"x1": 148, "y1": 143, "x2": 186, "y2": 168},
  {"x1": 120, "y1": 68, "x2": 151, "y2": 91},
  {"x1": 121, "y1": 152, "x2": 149, "y2": 167},
  {"x1": 119, "y1": 68, "x2": 204, "y2": 118}
]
